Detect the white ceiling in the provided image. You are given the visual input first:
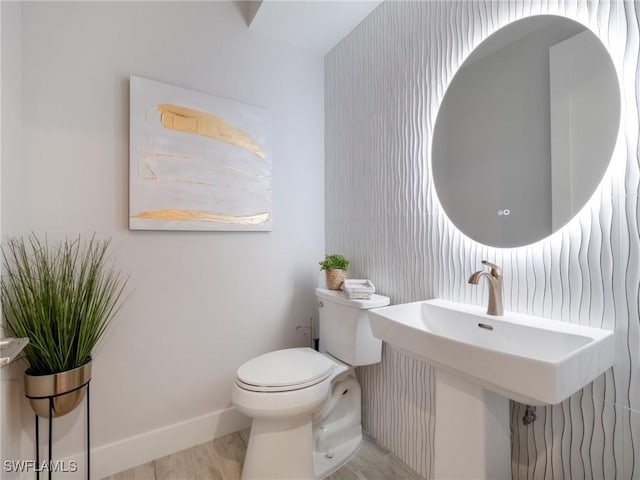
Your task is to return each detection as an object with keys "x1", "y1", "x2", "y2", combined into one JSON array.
[{"x1": 246, "y1": 0, "x2": 383, "y2": 56}]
